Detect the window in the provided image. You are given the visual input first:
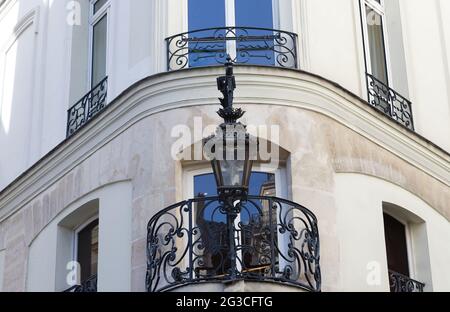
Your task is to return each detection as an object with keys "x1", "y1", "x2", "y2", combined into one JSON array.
[
  {"x1": 187, "y1": 0, "x2": 276, "y2": 67},
  {"x1": 89, "y1": 0, "x2": 109, "y2": 88},
  {"x1": 75, "y1": 218, "x2": 99, "y2": 286},
  {"x1": 383, "y1": 213, "x2": 410, "y2": 277},
  {"x1": 360, "y1": 0, "x2": 390, "y2": 84},
  {"x1": 187, "y1": 166, "x2": 287, "y2": 277}
]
